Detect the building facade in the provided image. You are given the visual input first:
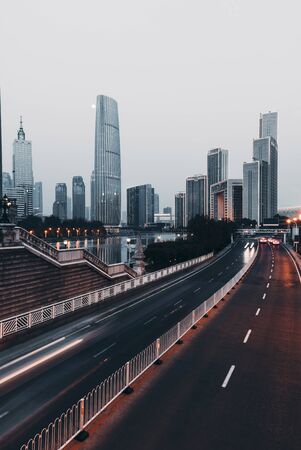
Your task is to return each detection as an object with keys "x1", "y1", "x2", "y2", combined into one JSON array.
[
  {"x1": 175, "y1": 192, "x2": 186, "y2": 229},
  {"x1": 186, "y1": 175, "x2": 207, "y2": 224},
  {"x1": 243, "y1": 161, "x2": 268, "y2": 225},
  {"x1": 127, "y1": 184, "x2": 154, "y2": 228},
  {"x1": 90, "y1": 170, "x2": 95, "y2": 221},
  {"x1": 3, "y1": 186, "x2": 26, "y2": 218},
  {"x1": 154, "y1": 193, "x2": 160, "y2": 214},
  {"x1": 53, "y1": 183, "x2": 67, "y2": 220},
  {"x1": 259, "y1": 111, "x2": 278, "y2": 141},
  {"x1": 253, "y1": 136, "x2": 278, "y2": 219},
  {"x1": 72, "y1": 176, "x2": 85, "y2": 220},
  {"x1": 207, "y1": 148, "x2": 228, "y2": 216},
  {"x1": 94, "y1": 95, "x2": 121, "y2": 226},
  {"x1": 210, "y1": 179, "x2": 242, "y2": 222},
  {"x1": 12, "y1": 117, "x2": 34, "y2": 216},
  {"x1": 33, "y1": 181, "x2": 43, "y2": 216},
  {"x1": 2, "y1": 172, "x2": 13, "y2": 191}
]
